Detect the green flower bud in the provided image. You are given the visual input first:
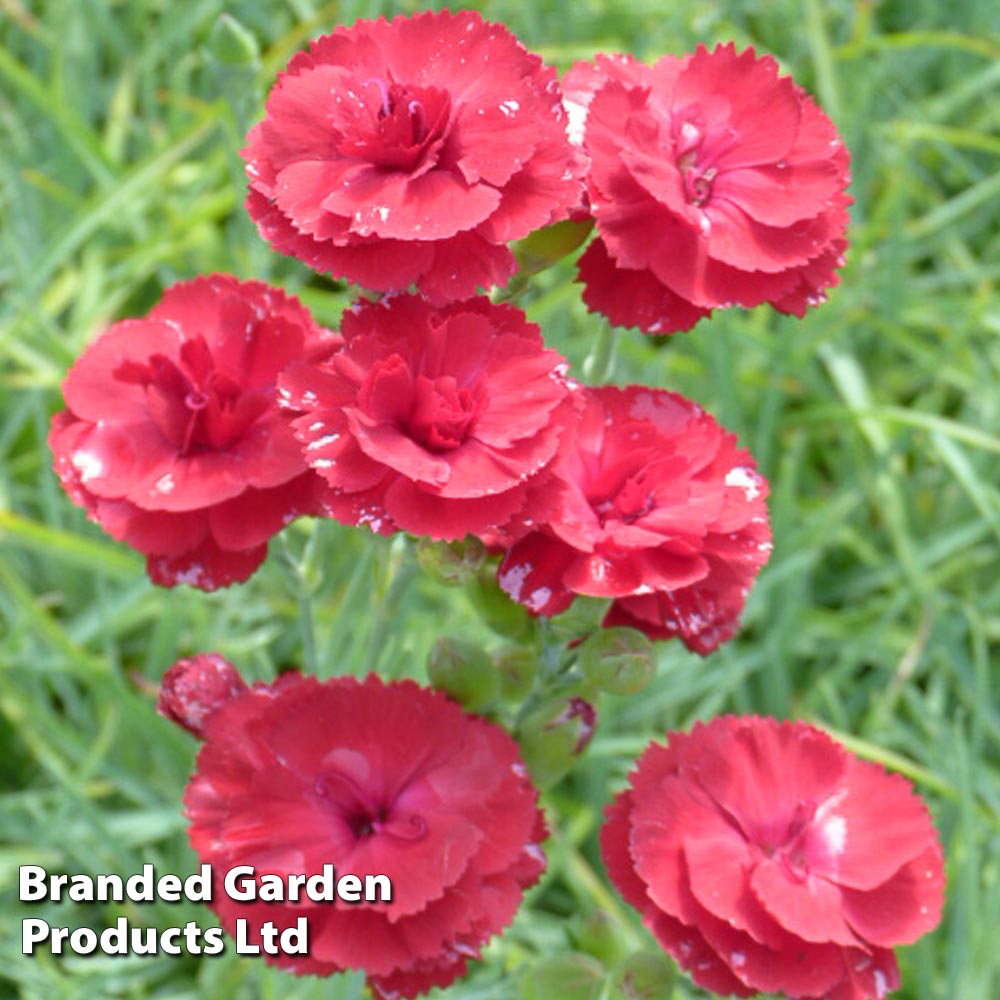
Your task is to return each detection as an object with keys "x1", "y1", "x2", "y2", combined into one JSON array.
[
  {"x1": 518, "y1": 953, "x2": 605, "y2": 1000},
  {"x1": 492, "y1": 646, "x2": 538, "y2": 701},
  {"x1": 517, "y1": 696, "x2": 597, "y2": 788},
  {"x1": 579, "y1": 627, "x2": 655, "y2": 696},
  {"x1": 207, "y1": 14, "x2": 260, "y2": 67},
  {"x1": 415, "y1": 536, "x2": 487, "y2": 584},
  {"x1": 468, "y1": 569, "x2": 535, "y2": 639},
  {"x1": 548, "y1": 595, "x2": 612, "y2": 646},
  {"x1": 426, "y1": 637, "x2": 499, "y2": 710},
  {"x1": 512, "y1": 218, "x2": 595, "y2": 278},
  {"x1": 607, "y1": 951, "x2": 676, "y2": 1000},
  {"x1": 568, "y1": 909, "x2": 630, "y2": 965}
]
